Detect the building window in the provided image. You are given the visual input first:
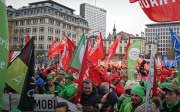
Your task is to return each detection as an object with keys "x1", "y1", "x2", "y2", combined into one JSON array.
[
  {"x1": 38, "y1": 44, "x2": 44, "y2": 49},
  {"x1": 124, "y1": 47, "x2": 126, "y2": 53},
  {"x1": 56, "y1": 37, "x2": 60, "y2": 42},
  {"x1": 55, "y1": 29, "x2": 60, "y2": 34},
  {"x1": 14, "y1": 29, "x2": 18, "y2": 34},
  {"x1": 49, "y1": 9, "x2": 53, "y2": 14},
  {"x1": 109, "y1": 41, "x2": 111, "y2": 44},
  {"x1": 40, "y1": 18, "x2": 45, "y2": 23},
  {"x1": 47, "y1": 44, "x2": 51, "y2": 50},
  {"x1": 41, "y1": 9, "x2": 45, "y2": 13},
  {"x1": 68, "y1": 25, "x2": 71, "y2": 30},
  {"x1": 63, "y1": 24, "x2": 66, "y2": 28},
  {"x1": 48, "y1": 36, "x2": 53, "y2": 41},
  {"x1": 119, "y1": 41, "x2": 122, "y2": 43},
  {"x1": 104, "y1": 47, "x2": 106, "y2": 53},
  {"x1": 35, "y1": 9, "x2": 39, "y2": 14},
  {"x1": 20, "y1": 21, "x2": 24, "y2": 25},
  {"x1": 119, "y1": 47, "x2": 122, "y2": 53},
  {"x1": 39, "y1": 35, "x2": 44, "y2": 41},
  {"x1": 27, "y1": 20, "x2": 31, "y2": 25},
  {"x1": 85, "y1": 30, "x2": 88, "y2": 34},
  {"x1": 26, "y1": 28, "x2": 31, "y2": 33},
  {"x1": 49, "y1": 19, "x2": 54, "y2": 24},
  {"x1": 56, "y1": 21, "x2": 60, "y2": 26},
  {"x1": 33, "y1": 19, "x2": 38, "y2": 24},
  {"x1": 74, "y1": 27, "x2": 76, "y2": 31},
  {"x1": 39, "y1": 27, "x2": 44, "y2": 32},
  {"x1": 32, "y1": 27, "x2": 37, "y2": 32},
  {"x1": 67, "y1": 32, "x2": 71, "y2": 37},
  {"x1": 48, "y1": 27, "x2": 53, "y2": 33},
  {"x1": 13, "y1": 37, "x2": 18, "y2": 42},
  {"x1": 124, "y1": 41, "x2": 127, "y2": 43},
  {"x1": 81, "y1": 28, "x2": 84, "y2": 33},
  {"x1": 14, "y1": 21, "x2": 18, "y2": 26},
  {"x1": 62, "y1": 31, "x2": 65, "y2": 36},
  {"x1": 57, "y1": 12, "x2": 60, "y2": 16}
]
